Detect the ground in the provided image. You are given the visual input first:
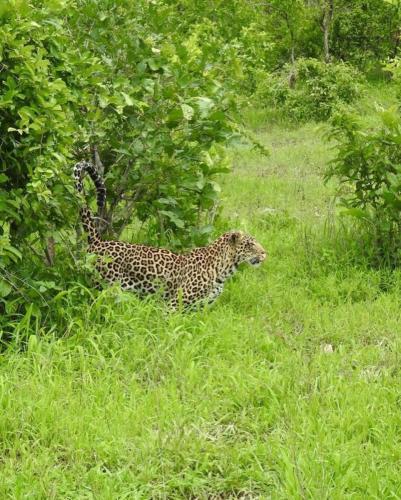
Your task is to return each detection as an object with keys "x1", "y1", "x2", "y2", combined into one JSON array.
[{"x1": 1, "y1": 86, "x2": 401, "y2": 498}]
